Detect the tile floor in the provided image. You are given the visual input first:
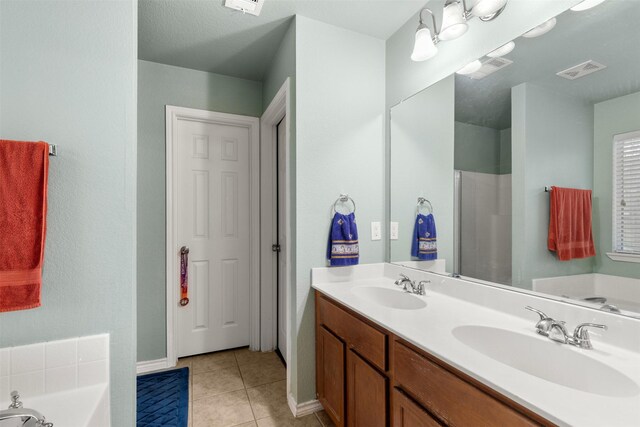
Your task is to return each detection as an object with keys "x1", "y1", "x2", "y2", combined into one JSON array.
[{"x1": 176, "y1": 347, "x2": 335, "y2": 427}]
